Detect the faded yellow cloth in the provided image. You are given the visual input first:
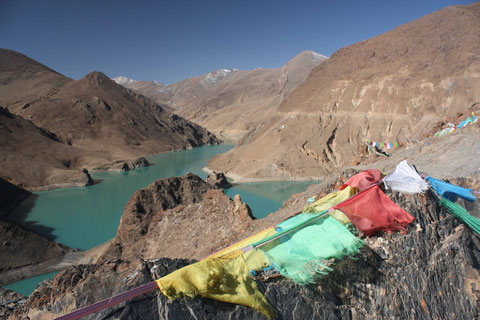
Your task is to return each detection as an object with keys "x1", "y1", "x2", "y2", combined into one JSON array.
[
  {"x1": 304, "y1": 186, "x2": 357, "y2": 224},
  {"x1": 205, "y1": 227, "x2": 276, "y2": 271},
  {"x1": 156, "y1": 254, "x2": 276, "y2": 319}
]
